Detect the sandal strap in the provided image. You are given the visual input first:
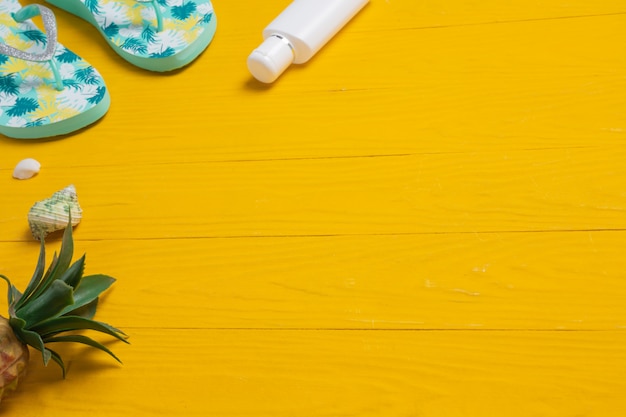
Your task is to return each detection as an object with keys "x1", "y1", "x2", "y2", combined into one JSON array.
[
  {"x1": 135, "y1": 0, "x2": 164, "y2": 32},
  {"x1": 0, "y1": 4, "x2": 63, "y2": 91},
  {"x1": 0, "y1": 5, "x2": 58, "y2": 62}
]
